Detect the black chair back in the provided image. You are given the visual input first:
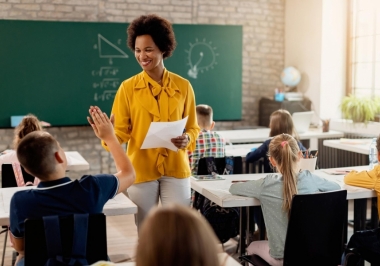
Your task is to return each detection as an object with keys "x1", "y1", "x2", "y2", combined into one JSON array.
[
  {"x1": 1, "y1": 164, "x2": 35, "y2": 188},
  {"x1": 197, "y1": 156, "x2": 243, "y2": 175},
  {"x1": 283, "y1": 190, "x2": 347, "y2": 265},
  {"x1": 240, "y1": 190, "x2": 347, "y2": 266},
  {"x1": 24, "y1": 213, "x2": 108, "y2": 266}
]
